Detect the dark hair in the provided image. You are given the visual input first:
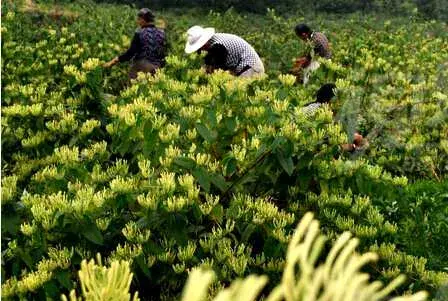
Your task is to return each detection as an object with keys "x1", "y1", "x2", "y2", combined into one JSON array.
[
  {"x1": 316, "y1": 83, "x2": 336, "y2": 103},
  {"x1": 295, "y1": 23, "x2": 311, "y2": 36},
  {"x1": 138, "y1": 8, "x2": 155, "y2": 23}
]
